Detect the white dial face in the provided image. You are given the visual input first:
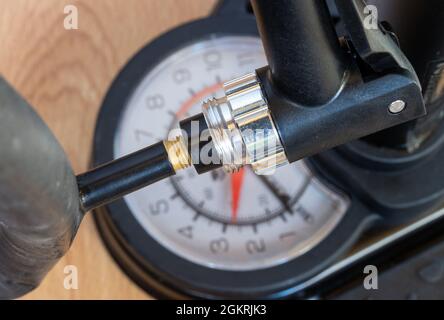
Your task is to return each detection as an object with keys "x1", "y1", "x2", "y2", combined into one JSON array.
[{"x1": 114, "y1": 36, "x2": 350, "y2": 271}]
